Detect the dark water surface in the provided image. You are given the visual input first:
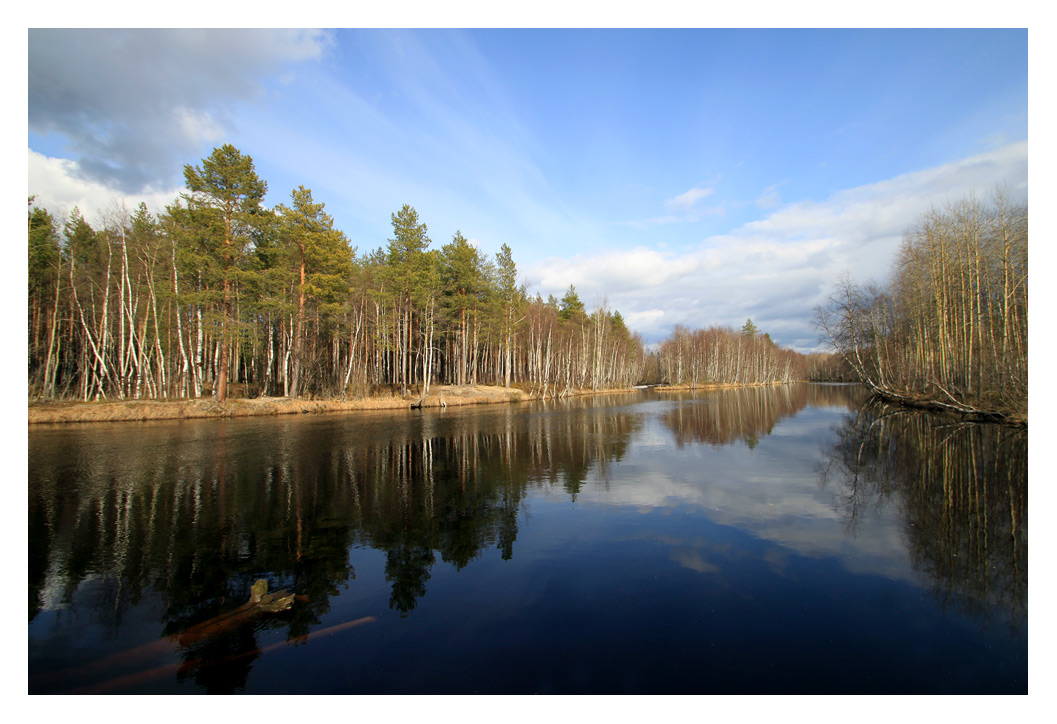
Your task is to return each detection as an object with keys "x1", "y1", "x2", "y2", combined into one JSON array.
[{"x1": 28, "y1": 384, "x2": 1027, "y2": 694}]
